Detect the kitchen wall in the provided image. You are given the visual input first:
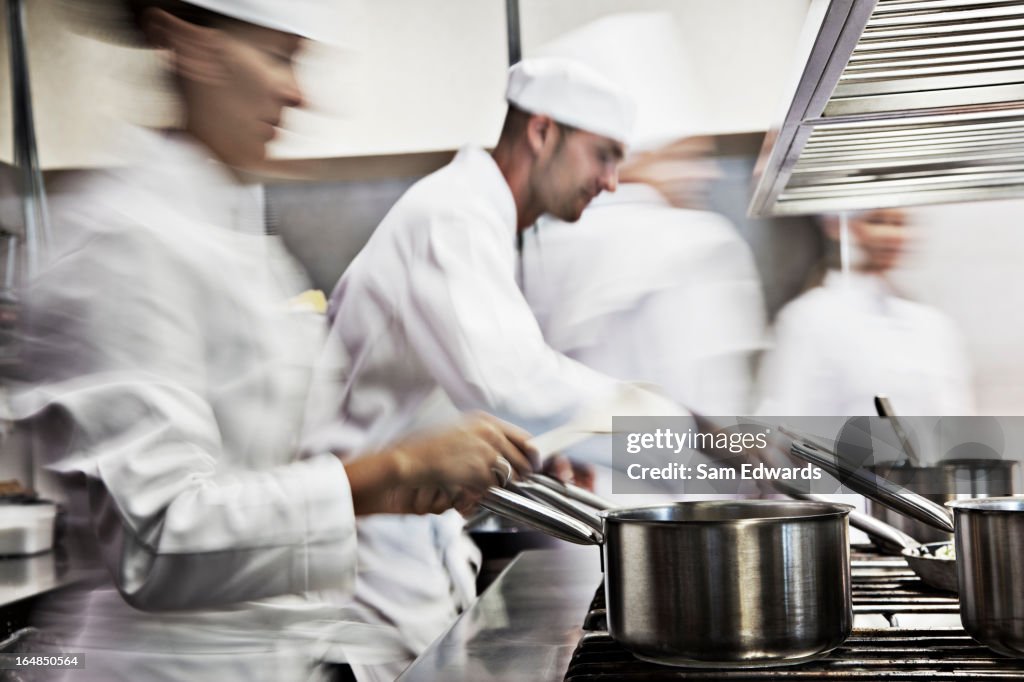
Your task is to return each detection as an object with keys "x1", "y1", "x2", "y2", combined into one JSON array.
[
  {"x1": 3, "y1": 0, "x2": 814, "y2": 166},
  {"x1": 898, "y1": 200, "x2": 1024, "y2": 416},
  {"x1": 267, "y1": 160, "x2": 1024, "y2": 418},
  {"x1": 265, "y1": 137, "x2": 823, "y2": 321}
]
